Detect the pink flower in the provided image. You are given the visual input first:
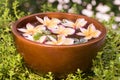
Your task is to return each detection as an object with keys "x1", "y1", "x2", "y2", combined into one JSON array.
[
  {"x1": 36, "y1": 16, "x2": 61, "y2": 30},
  {"x1": 18, "y1": 23, "x2": 46, "y2": 35},
  {"x1": 76, "y1": 24, "x2": 101, "y2": 40},
  {"x1": 62, "y1": 18, "x2": 87, "y2": 29}
]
